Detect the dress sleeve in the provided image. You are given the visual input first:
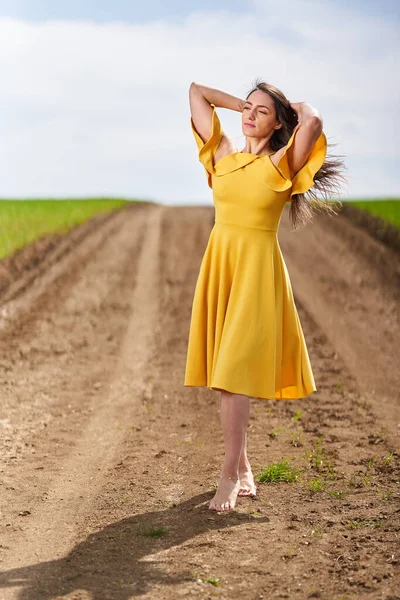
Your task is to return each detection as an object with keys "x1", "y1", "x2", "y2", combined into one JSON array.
[
  {"x1": 190, "y1": 103, "x2": 224, "y2": 189},
  {"x1": 271, "y1": 123, "x2": 327, "y2": 200}
]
